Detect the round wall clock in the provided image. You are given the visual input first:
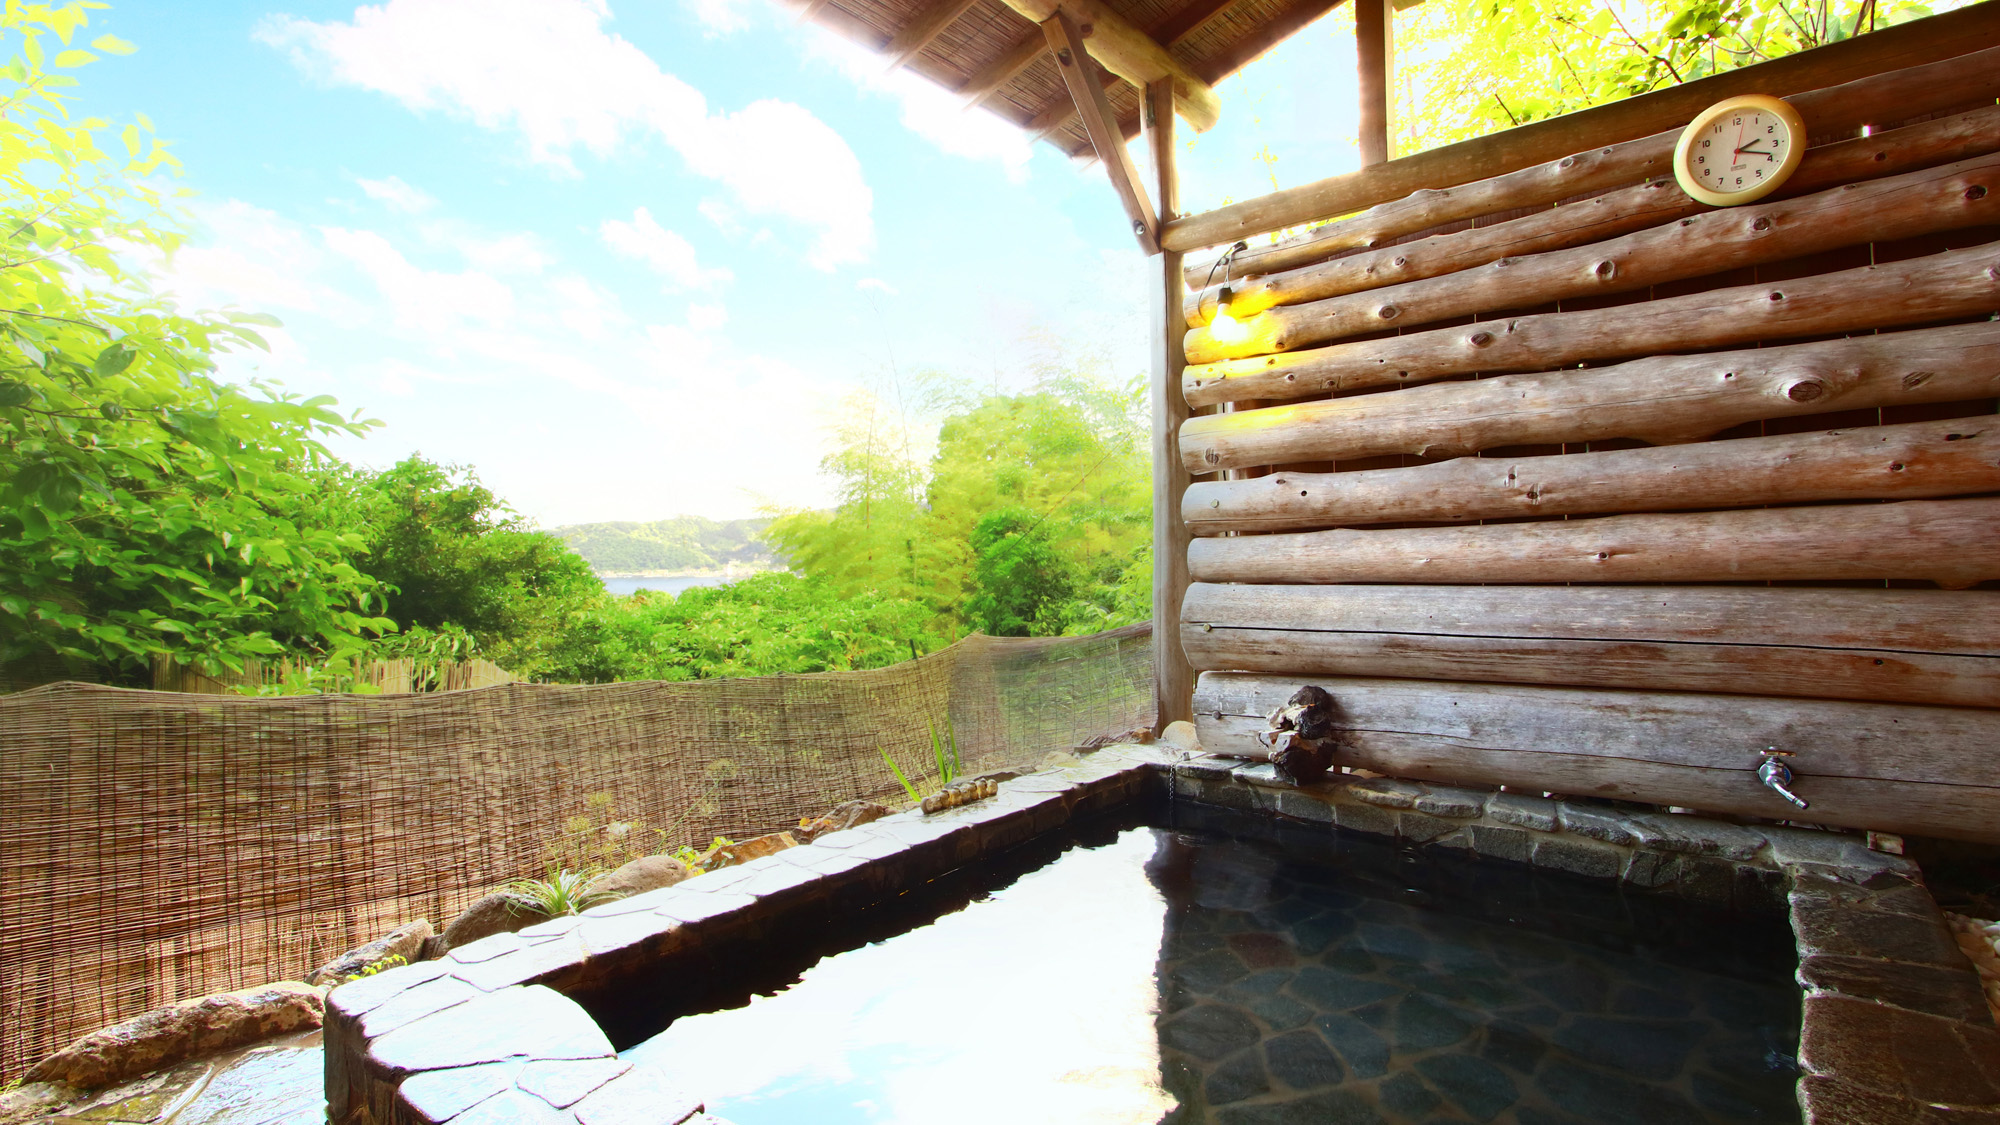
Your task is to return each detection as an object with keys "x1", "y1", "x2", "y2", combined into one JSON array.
[{"x1": 1672, "y1": 94, "x2": 1808, "y2": 206}]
